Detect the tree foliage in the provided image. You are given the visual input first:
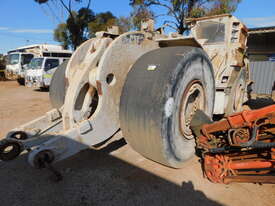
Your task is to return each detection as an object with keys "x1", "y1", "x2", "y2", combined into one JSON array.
[
  {"x1": 53, "y1": 11, "x2": 130, "y2": 49},
  {"x1": 54, "y1": 23, "x2": 70, "y2": 49},
  {"x1": 34, "y1": 0, "x2": 91, "y2": 14},
  {"x1": 130, "y1": 4, "x2": 154, "y2": 30},
  {"x1": 88, "y1": 12, "x2": 117, "y2": 36},
  {"x1": 88, "y1": 12, "x2": 133, "y2": 37},
  {"x1": 130, "y1": 0, "x2": 241, "y2": 34},
  {"x1": 67, "y1": 8, "x2": 95, "y2": 49},
  {"x1": 36, "y1": 0, "x2": 134, "y2": 49},
  {"x1": 208, "y1": 0, "x2": 241, "y2": 15},
  {"x1": 34, "y1": 0, "x2": 92, "y2": 49},
  {"x1": 53, "y1": 8, "x2": 95, "y2": 50},
  {"x1": 117, "y1": 16, "x2": 133, "y2": 33}
]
